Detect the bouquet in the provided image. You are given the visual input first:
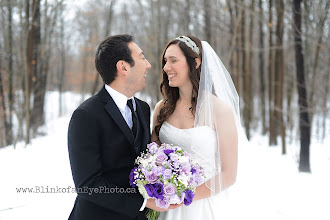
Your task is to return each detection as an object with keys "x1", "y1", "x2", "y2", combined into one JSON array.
[{"x1": 129, "y1": 142, "x2": 206, "y2": 219}]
